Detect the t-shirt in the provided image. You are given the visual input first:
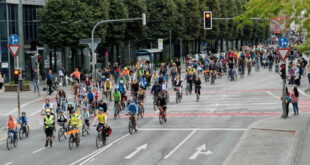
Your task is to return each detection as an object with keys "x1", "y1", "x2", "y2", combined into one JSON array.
[
  {"x1": 72, "y1": 71, "x2": 80, "y2": 79},
  {"x1": 96, "y1": 113, "x2": 107, "y2": 124}
]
